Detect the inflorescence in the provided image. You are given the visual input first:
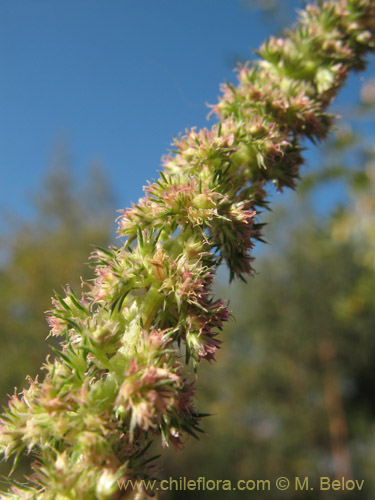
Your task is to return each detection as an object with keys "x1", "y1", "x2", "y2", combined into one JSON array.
[{"x1": 0, "y1": 1, "x2": 374, "y2": 498}]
